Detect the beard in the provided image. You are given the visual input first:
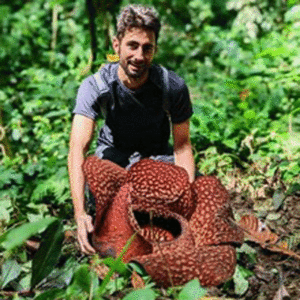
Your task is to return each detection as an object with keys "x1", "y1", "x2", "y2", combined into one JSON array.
[{"x1": 120, "y1": 60, "x2": 150, "y2": 79}]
